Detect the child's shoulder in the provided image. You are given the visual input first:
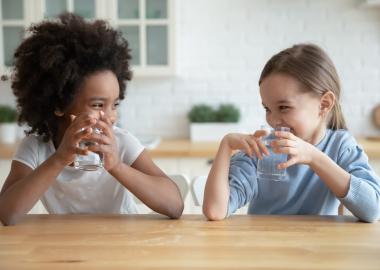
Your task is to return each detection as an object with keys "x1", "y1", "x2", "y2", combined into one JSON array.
[
  {"x1": 18, "y1": 133, "x2": 48, "y2": 149},
  {"x1": 113, "y1": 126, "x2": 145, "y2": 165},
  {"x1": 113, "y1": 126, "x2": 138, "y2": 142},
  {"x1": 113, "y1": 126, "x2": 144, "y2": 149},
  {"x1": 326, "y1": 129, "x2": 356, "y2": 146},
  {"x1": 14, "y1": 134, "x2": 50, "y2": 167},
  {"x1": 324, "y1": 129, "x2": 361, "y2": 158}
]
